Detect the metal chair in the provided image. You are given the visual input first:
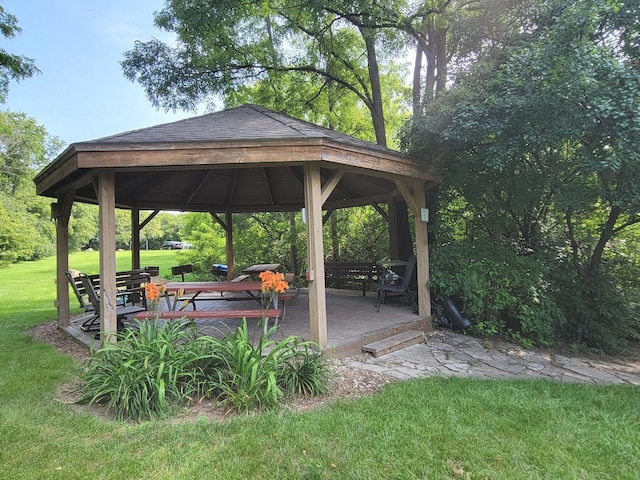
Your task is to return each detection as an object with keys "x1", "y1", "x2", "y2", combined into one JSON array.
[{"x1": 376, "y1": 254, "x2": 416, "y2": 312}]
